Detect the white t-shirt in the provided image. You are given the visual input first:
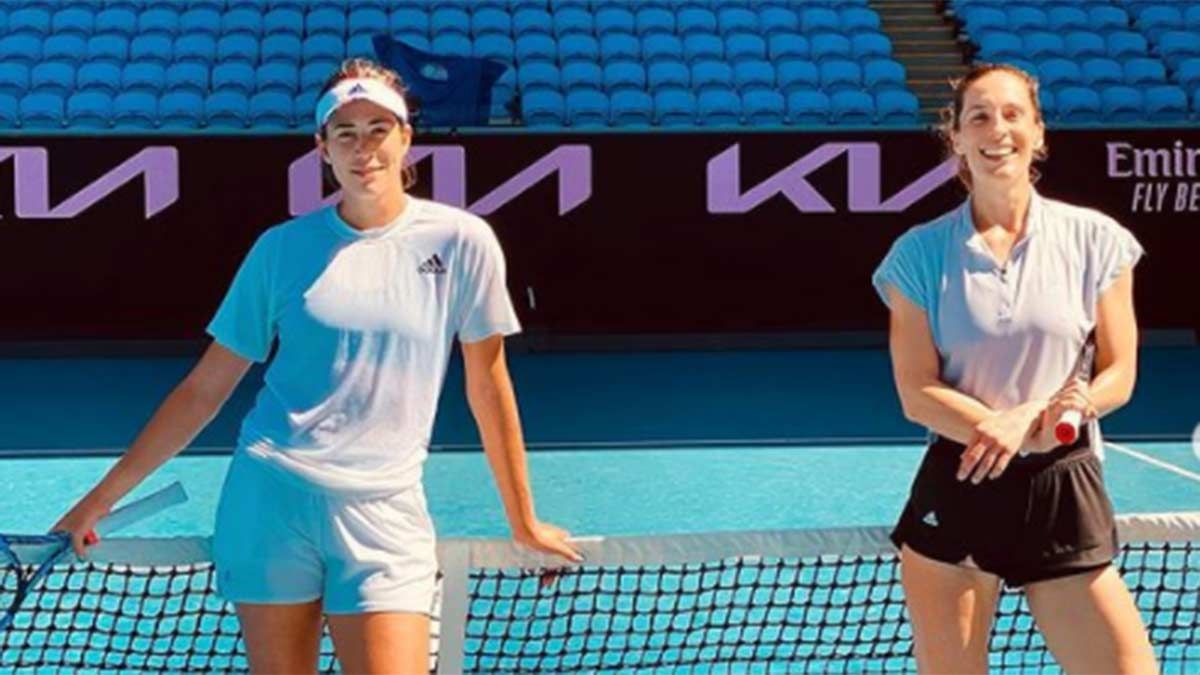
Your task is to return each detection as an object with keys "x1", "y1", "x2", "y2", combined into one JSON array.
[
  {"x1": 208, "y1": 197, "x2": 520, "y2": 496},
  {"x1": 872, "y1": 189, "x2": 1144, "y2": 455}
]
